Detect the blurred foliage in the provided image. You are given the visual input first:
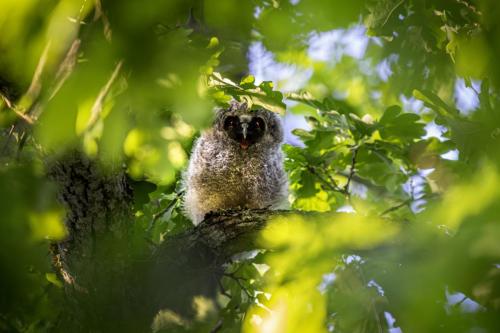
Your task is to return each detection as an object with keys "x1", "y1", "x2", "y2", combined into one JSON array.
[{"x1": 1, "y1": 0, "x2": 500, "y2": 332}]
